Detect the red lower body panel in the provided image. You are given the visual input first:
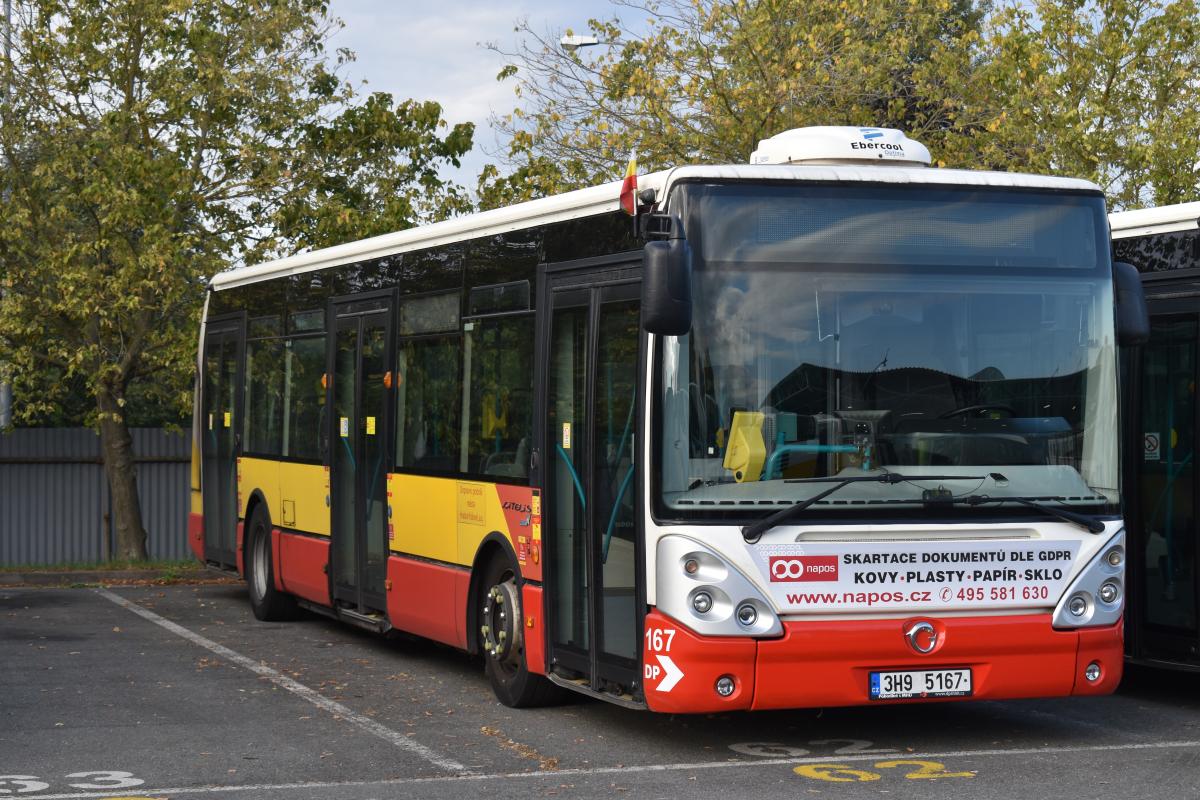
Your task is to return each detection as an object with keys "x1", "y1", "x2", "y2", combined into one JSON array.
[
  {"x1": 642, "y1": 611, "x2": 758, "y2": 713},
  {"x1": 235, "y1": 521, "x2": 245, "y2": 576},
  {"x1": 642, "y1": 610, "x2": 1122, "y2": 713},
  {"x1": 187, "y1": 513, "x2": 204, "y2": 562},
  {"x1": 277, "y1": 532, "x2": 330, "y2": 606},
  {"x1": 522, "y1": 584, "x2": 547, "y2": 676},
  {"x1": 386, "y1": 556, "x2": 468, "y2": 650}
]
